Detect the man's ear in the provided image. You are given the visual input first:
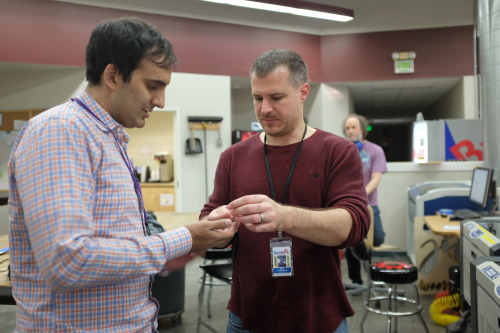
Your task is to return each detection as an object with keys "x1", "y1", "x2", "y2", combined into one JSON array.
[
  {"x1": 299, "y1": 82, "x2": 310, "y2": 102},
  {"x1": 102, "y1": 64, "x2": 121, "y2": 91}
]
